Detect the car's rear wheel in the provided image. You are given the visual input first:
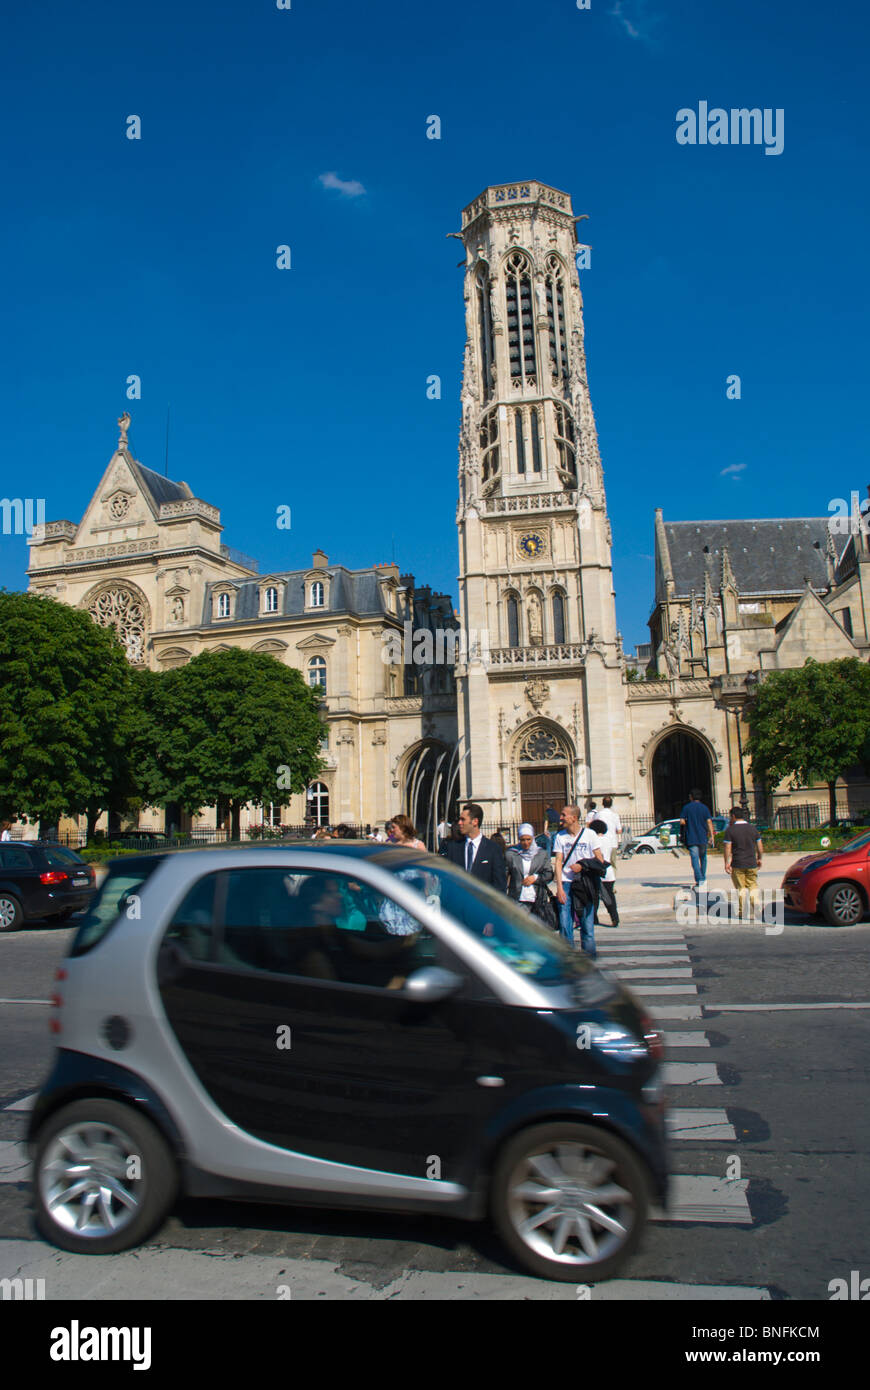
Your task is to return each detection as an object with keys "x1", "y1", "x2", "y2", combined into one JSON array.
[
  {"x1": 0, "y1": 893, "x2": 23, "y2": 931},
  {"x1": 33, "y1": 1098, "x2": 178, "y2": 1254},
  {"x1": 490, "y1": 1122, "x2": 649, "y2": 1283},
  {"x1": 636, "y1": 845, "x2": 654, "y2": 855},
  {"x1": 820, "y1": 881, "x2": 865, "y2": 927}
]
